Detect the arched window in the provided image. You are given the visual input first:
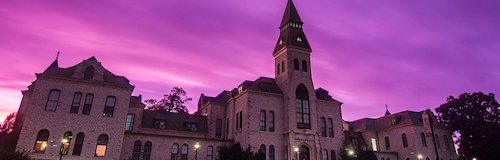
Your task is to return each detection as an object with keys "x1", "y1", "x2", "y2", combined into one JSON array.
[
  {"x1": 322, "y1": 149, "x2": 328, "y2": 160},
  {"x1": 387, "y1": 158, "x2": 391, "y2": 160},
  {"x1": 421, "y1": 132, "x2": 427, "y2": 147},
  {"x1": 302, "y1": 60, "x2": 308, "y2": 72},
  {"x1": 402, "y1": 133, "x2": 408, "y2": 148},
  {"x1": 144, "y1": 141, "x2": 152, "y2": 160},
  {"x1": 171, "y1": 143, "x2": 179, "y2": 160},
  {"x1": 207, "y1": 145, "x2": 214, "y2": 160},
  {"x1": 61, "y1": 131, "x2": 72, "y2": 155},
  {"x1": 84, "y1": 66, "x2": 95, "y2": 80},
  {"x1": 331, "y1": 150, "x2": 336, "y2": 160},
  {"x1": 259, "y1": 144, "x2": 266, "y2": 159},
  {"x1": 72, "y1": 132, "x2": 85, "y2": 156},
  {"x1": 296, "y1": 84, "x2": 311, "y2": 129},
  {"x1": 406, "y1": 158, "x2": 410, "y2": 160},
  {"x1": 269, "y1": 145, "x2": 275, "y2": 160},
  {"x1": 277, "y1": 63, "x2": 281, "y2": 75},
  {"x1": 294, "y1": 59, "x2": 300, "y2": 70},
  {"x1": 180, "y1": 144, "x2": 188, "y2": 160},
  {"x1": 70, "y1": 92, "x2": 82, "y2": 113},
  {"x1": 215, "y1": 146, "x2": 221, "y2": 160},
  {"x1": 45, "y1": 89, "x2": 60, "y2": 111},
  {"x1": 82, "y1": 94, "x2": 94, "y2": 115},
  {"x1": 299, "y1": 145, "x2": 310, "y2": 160},
  {"x1": 95, "y1": 134, "x2": 108, "y2": 157},
  {"x1": 103, "y1": 96, "x2": 116, "y2": 117},
  {"x1": 281, "y1": 60, "x2": 285, "y2": 73},
  {"x1": 34, "y1": 129, "x2": 49, "y2": 153},
  {"x1": 132, "y1": 141, "x2": 141, "y2": 160}
]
